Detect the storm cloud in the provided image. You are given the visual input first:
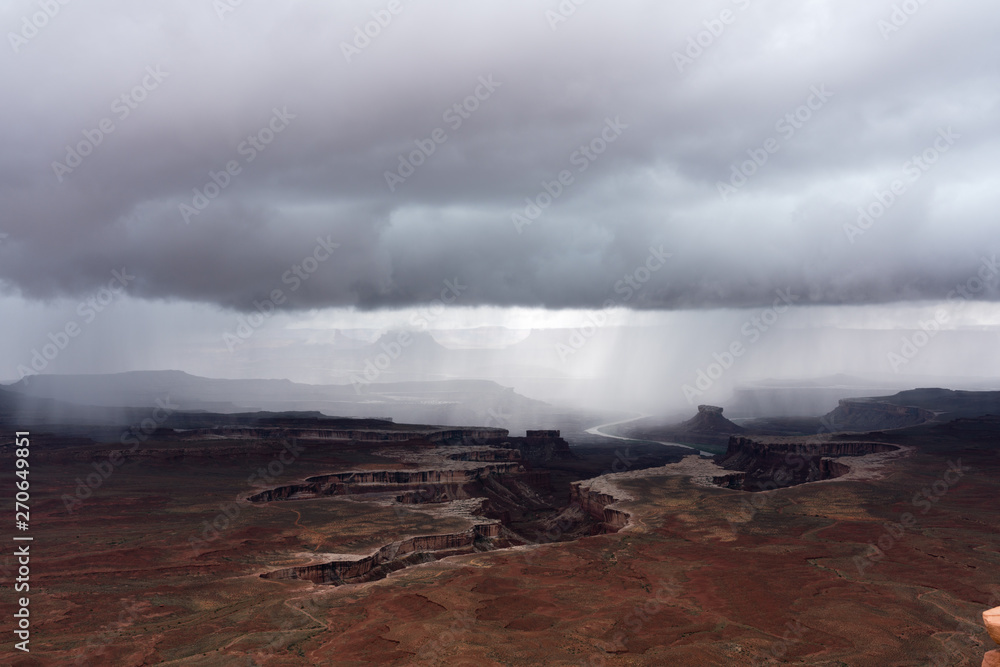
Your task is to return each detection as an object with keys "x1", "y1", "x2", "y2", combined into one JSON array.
[{"x1": 2, "y1": 0, "x2": 999, "y2": 312}]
